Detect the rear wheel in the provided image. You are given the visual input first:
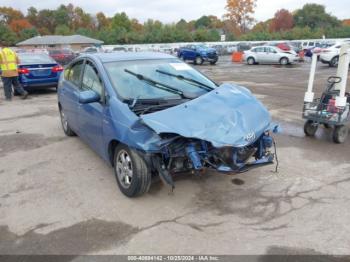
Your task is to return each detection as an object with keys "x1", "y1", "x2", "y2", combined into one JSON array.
[
  {"x1": 194, "y1": 56, "x2": 204, "y2": 65},
  {"x1": 304, "y1": 120, "x2": 318, "y2": 137},
  {"x1": 59, "y1": 106, "x2": 75, "y2": 136},
  {"x1": 333, "y1": 125, "x2": 348, "y2": 144},
  {"x1": 329, "y1": 56, "x2": 339, "y2": 67},
  {"x1": 114, "y1": 144, "x2": 152, "y2": 197},
  {"x1": 280, "y1": 57, "x2": 289, "y2": 65},
  {"x1": 247, "y1": 57, "x2": 255, "y2": 65},
  {"x1": 210, "y1": 60, "x2": 217, "y2": 65}
]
